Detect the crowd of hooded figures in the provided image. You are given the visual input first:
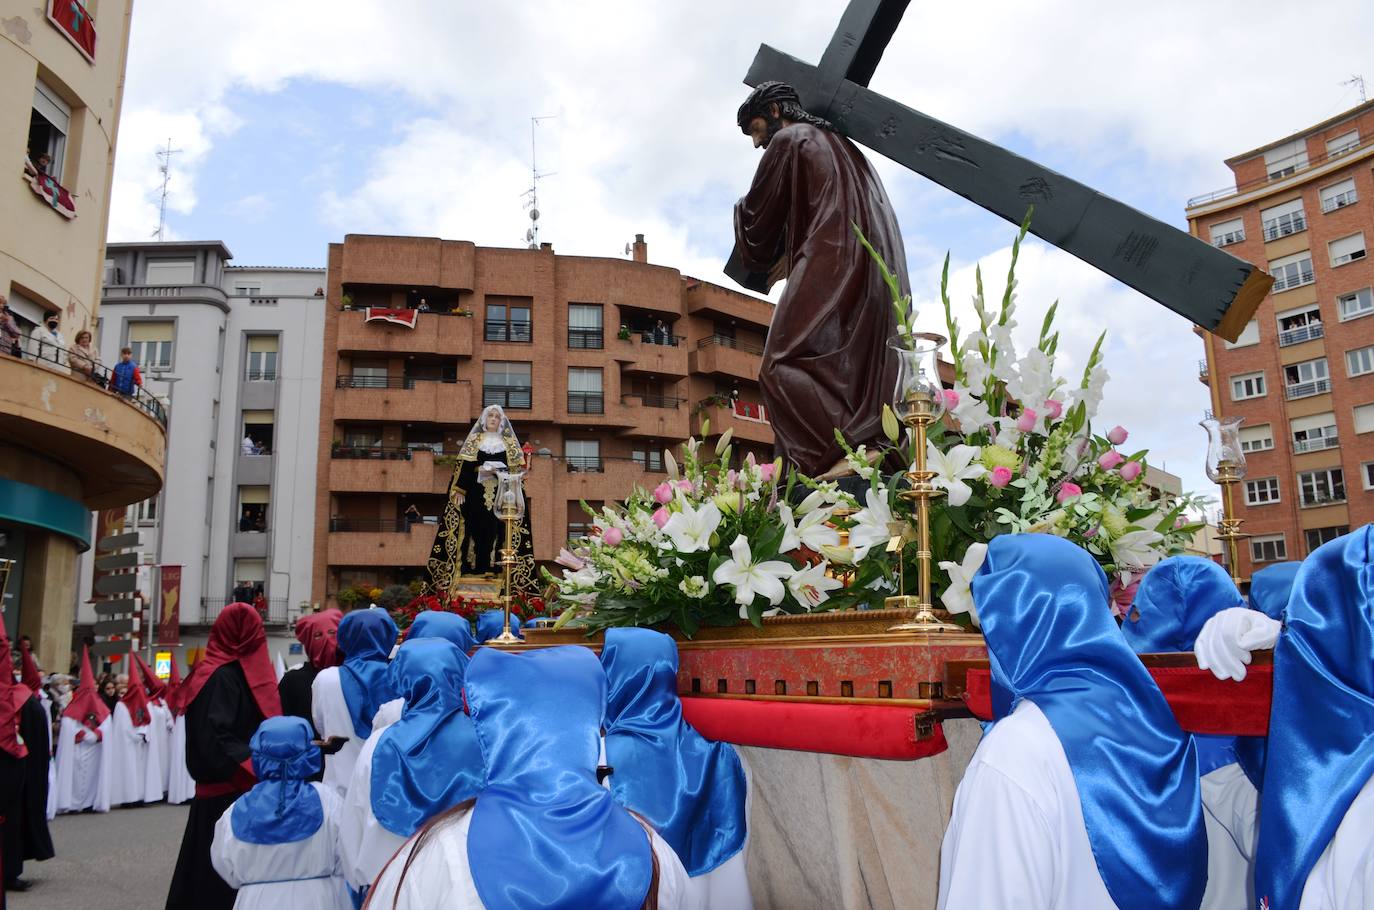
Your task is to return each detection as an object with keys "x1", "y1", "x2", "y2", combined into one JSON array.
[{"x1": 5, "y1": 523, "x2": 1371, "y2": 909}]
